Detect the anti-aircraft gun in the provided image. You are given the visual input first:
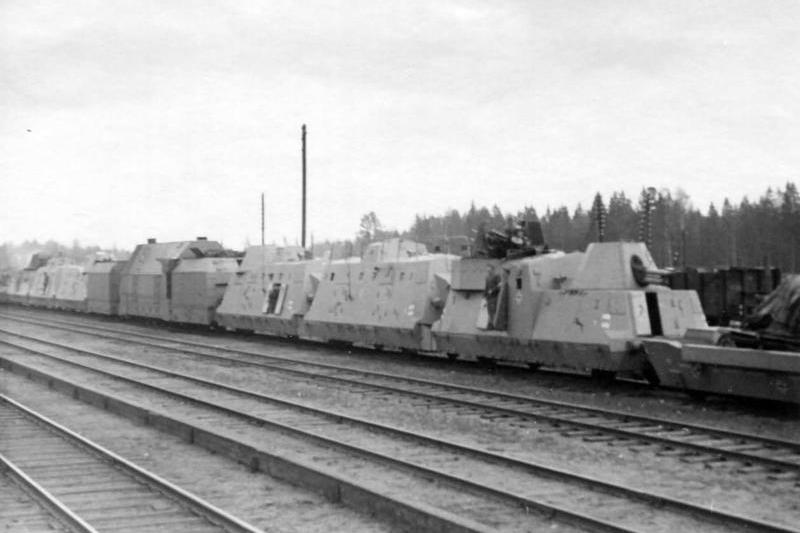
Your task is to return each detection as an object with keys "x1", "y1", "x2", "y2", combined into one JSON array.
[
  {"x1": 474, "y1": 218, "x2": 547, "y2": 259},
  {"x1": 470, "y1": 218, "x2": 550, "y2": 330}
]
